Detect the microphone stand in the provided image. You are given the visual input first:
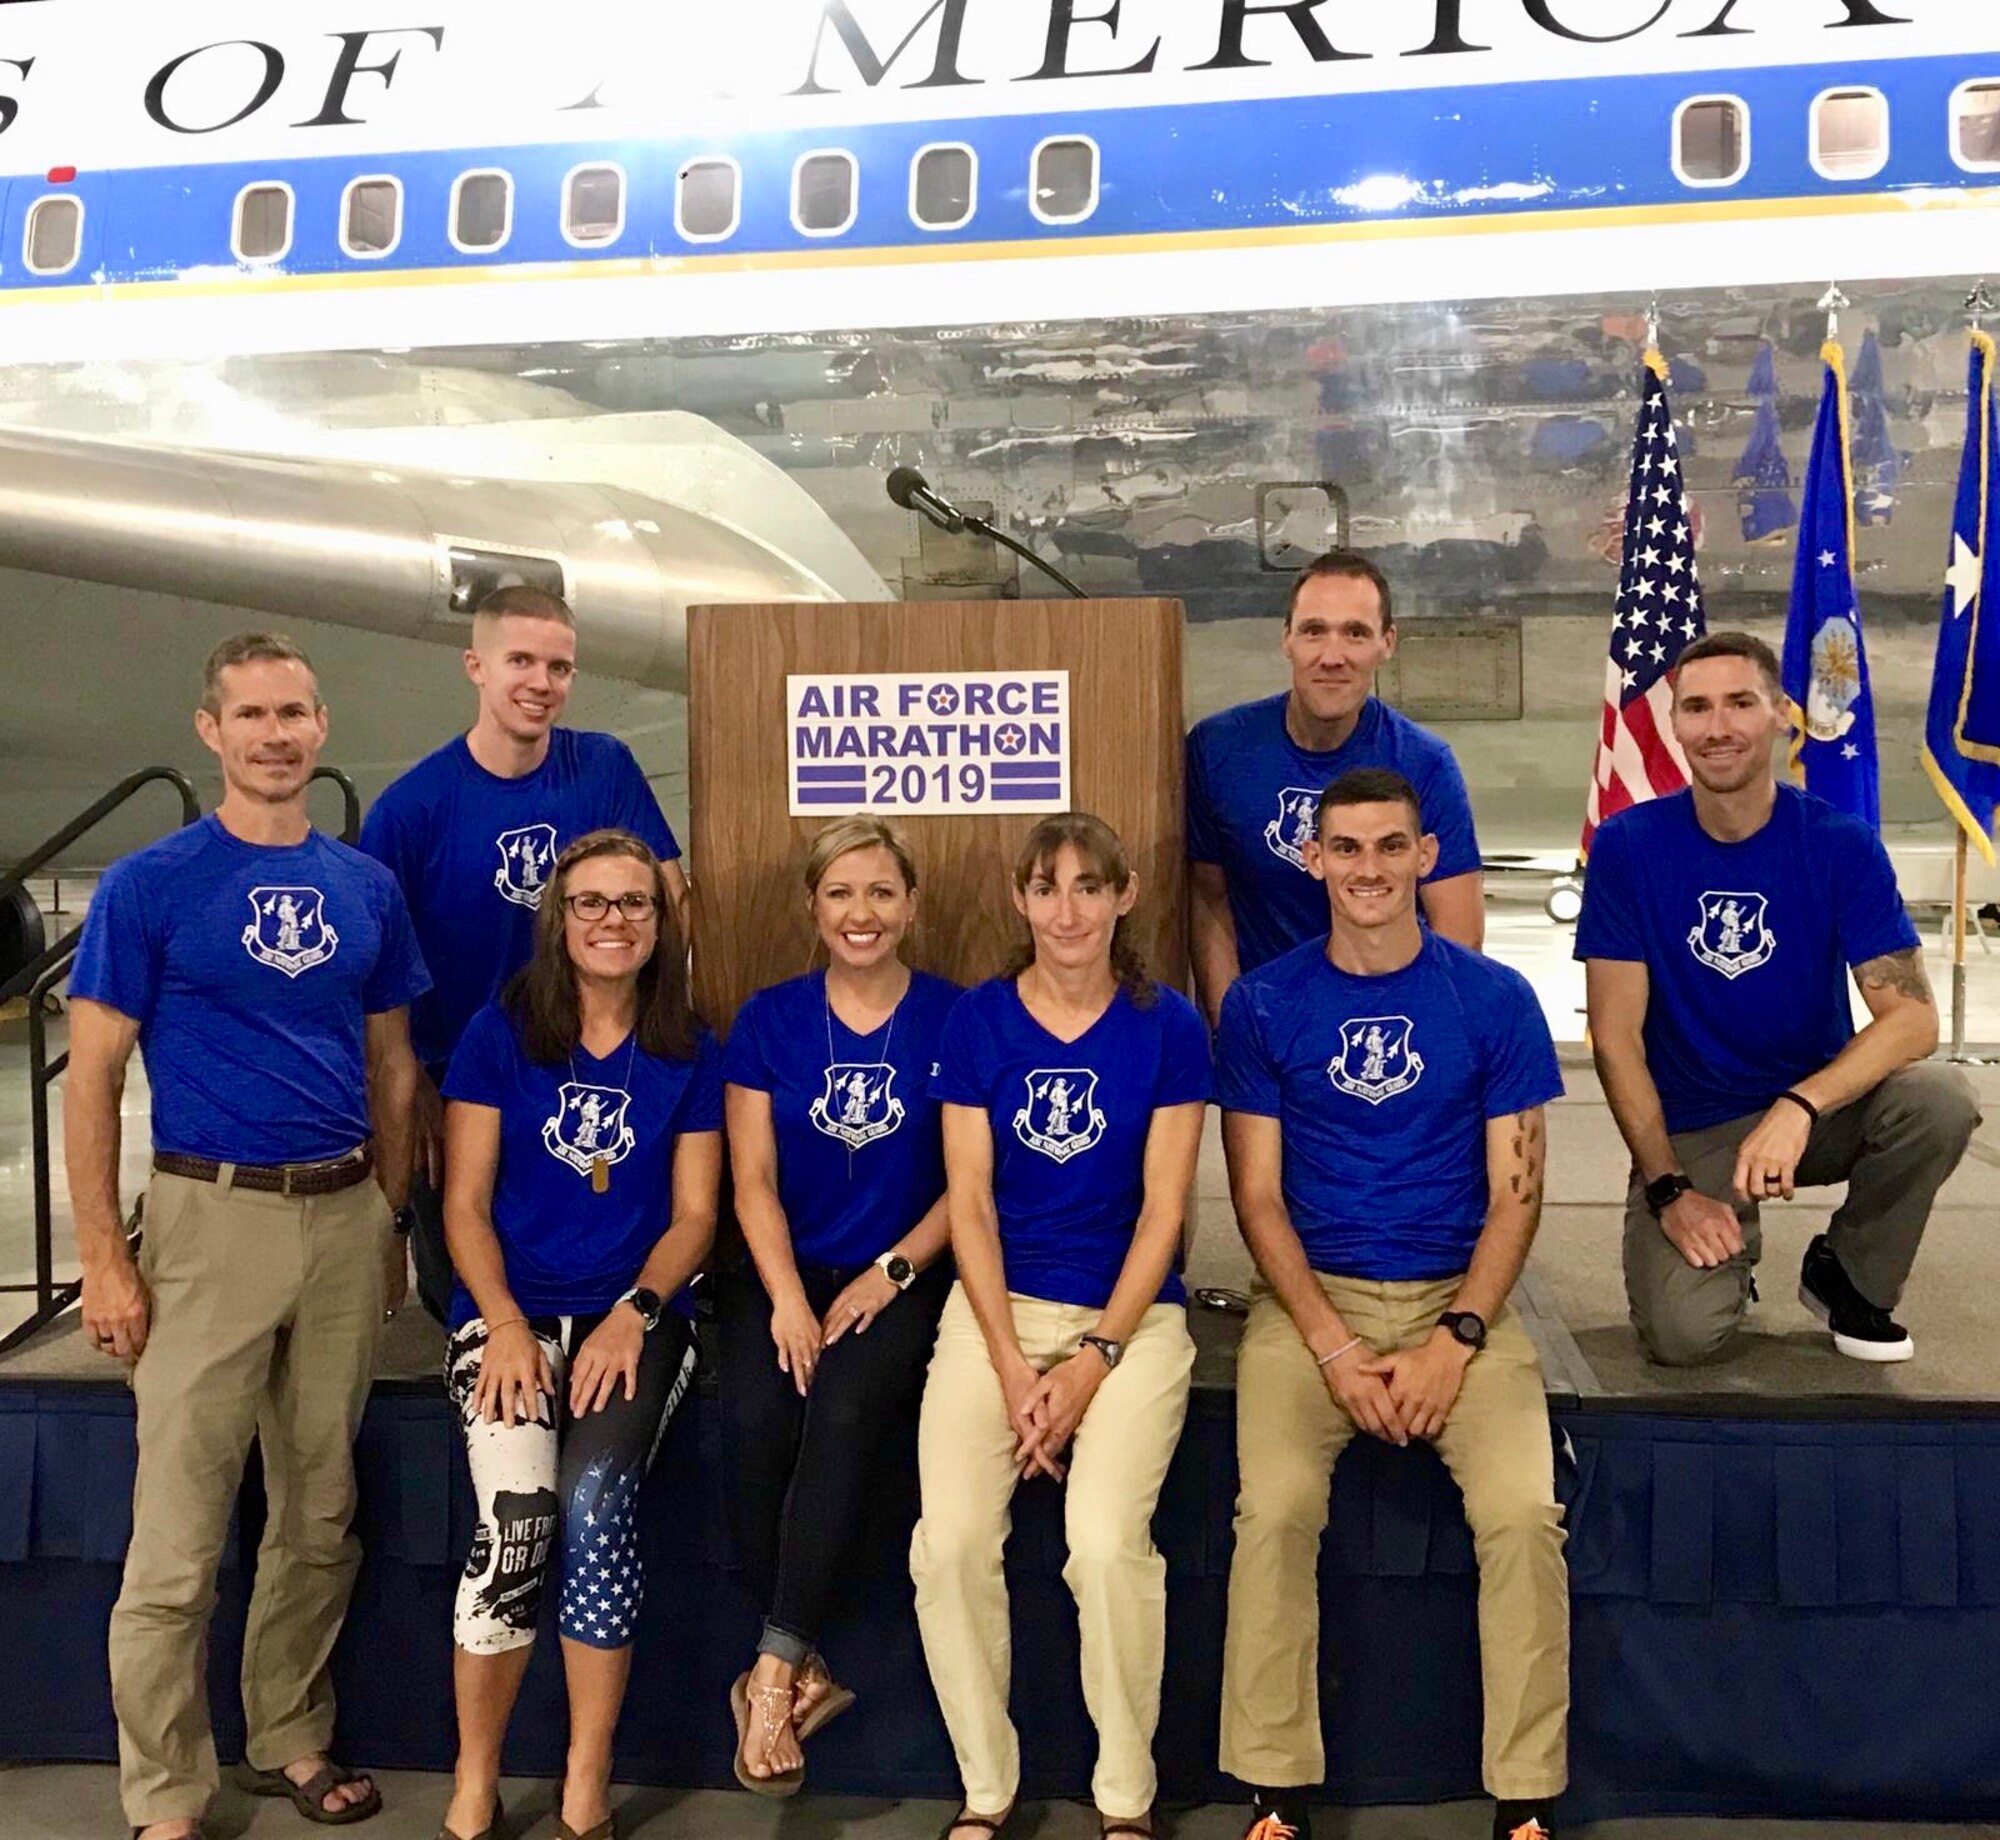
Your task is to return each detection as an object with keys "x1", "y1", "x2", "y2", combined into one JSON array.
[{"x1": 959, "y1": 511, "x2": 1087, "y2": 600}]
